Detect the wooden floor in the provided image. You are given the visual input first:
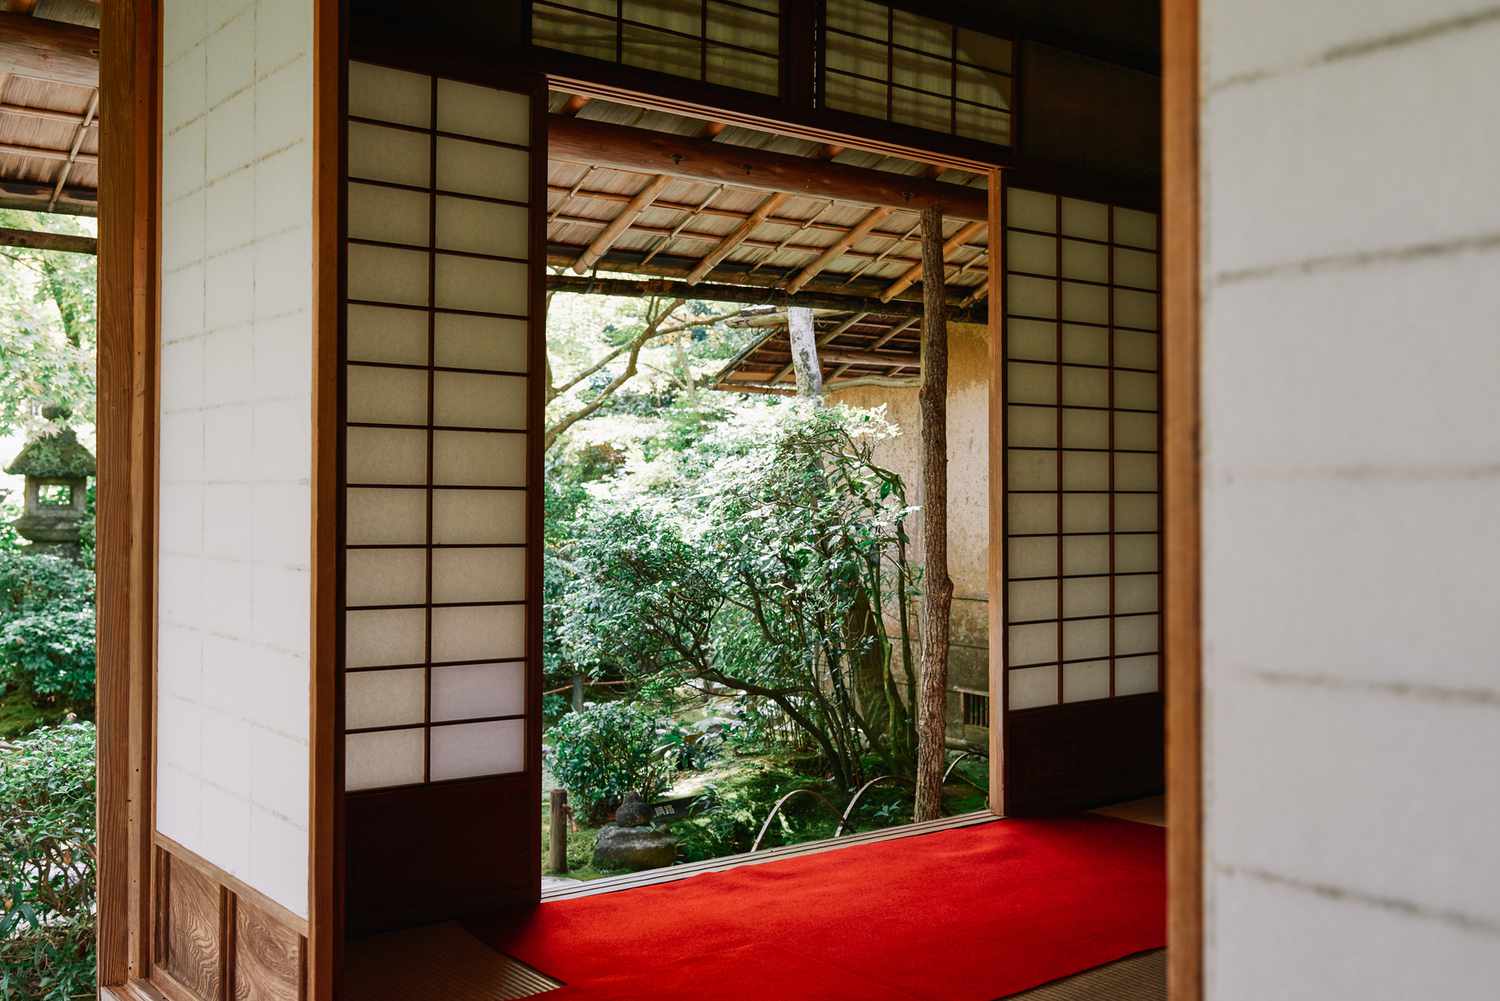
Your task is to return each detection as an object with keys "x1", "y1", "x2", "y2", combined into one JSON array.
[{"x1": 343, "y1": 797, "x2": 1168, "y2": 1000}]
